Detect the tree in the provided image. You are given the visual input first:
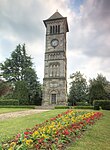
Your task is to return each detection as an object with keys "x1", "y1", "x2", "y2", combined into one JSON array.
[
  {"x1": 0, "y1": 79, "x2": 13, "y2": 97},
  {"x1": 0, "y1": 44, "x2": 32, "y2": 83},
  {"x1": 89, "y1": 74, "x2": 108, "y2": 104},
  {"x1": 13, "y1": 80, "x2": 29, "y2": 104},
  {"x1": 0, "y1": 44, "x2": 42, "y2": 105},
  {"x1": 104, "y1": 83, "x2": 110, "y2": 99},
  {"x1": 69, "y1": 71, "x2": 88, "y2": 106}
]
